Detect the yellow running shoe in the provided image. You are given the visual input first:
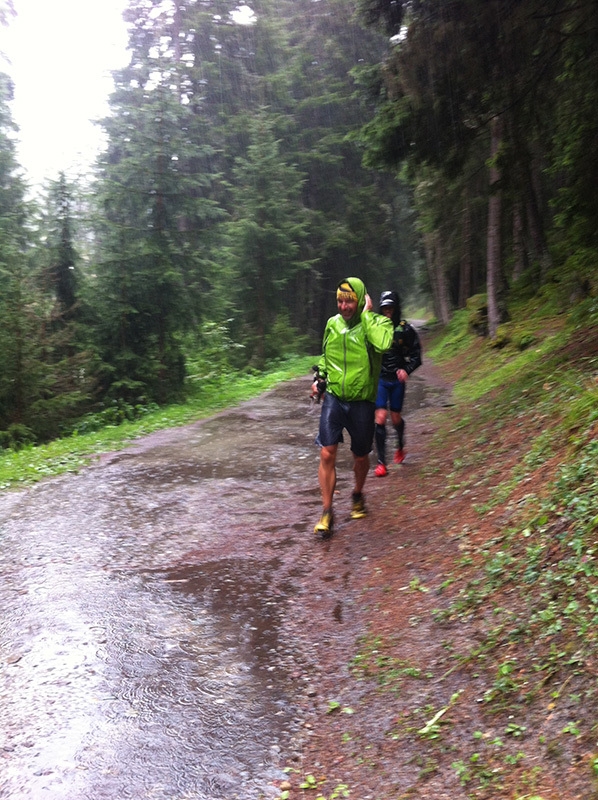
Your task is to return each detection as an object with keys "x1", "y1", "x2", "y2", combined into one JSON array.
[
  {"x1": 350, "y1": 492, "x2": 367, "y2": 519},
  {"x1": 314, "y1": 510, "x2": 333, "y2": 537}
]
